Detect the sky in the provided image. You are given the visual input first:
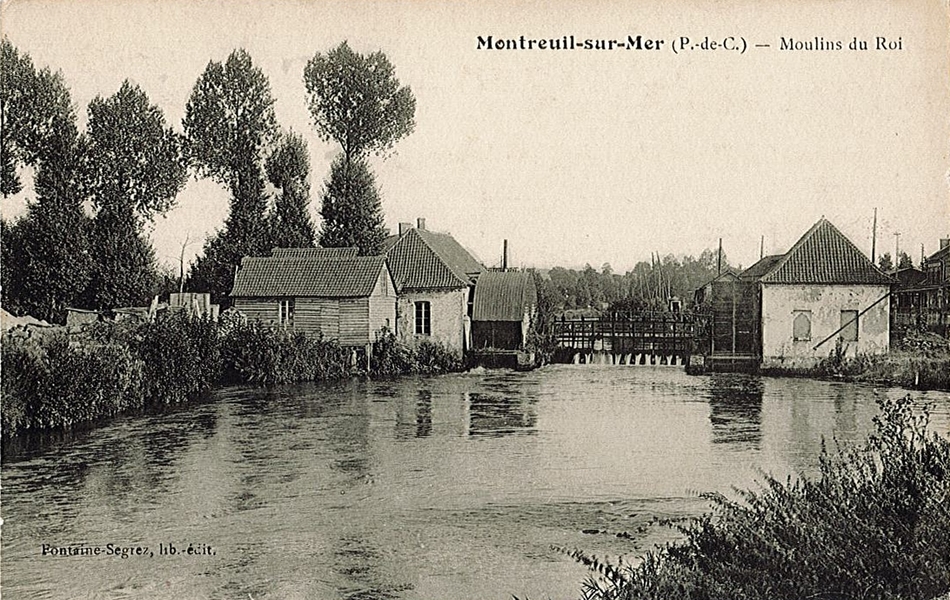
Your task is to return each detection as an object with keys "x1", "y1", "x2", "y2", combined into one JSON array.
[{"x1": 2, "y1": 0, "x2": 948, "y2": 273}]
